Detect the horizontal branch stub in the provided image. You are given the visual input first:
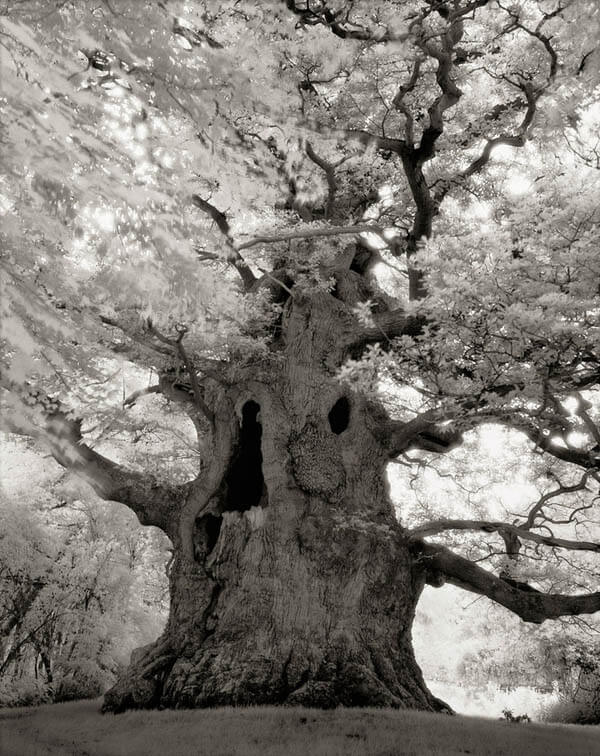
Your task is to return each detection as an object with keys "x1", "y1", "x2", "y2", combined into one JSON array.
[{"x1": 351, "y1": 309, "x2": 426, "y2": 347}]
